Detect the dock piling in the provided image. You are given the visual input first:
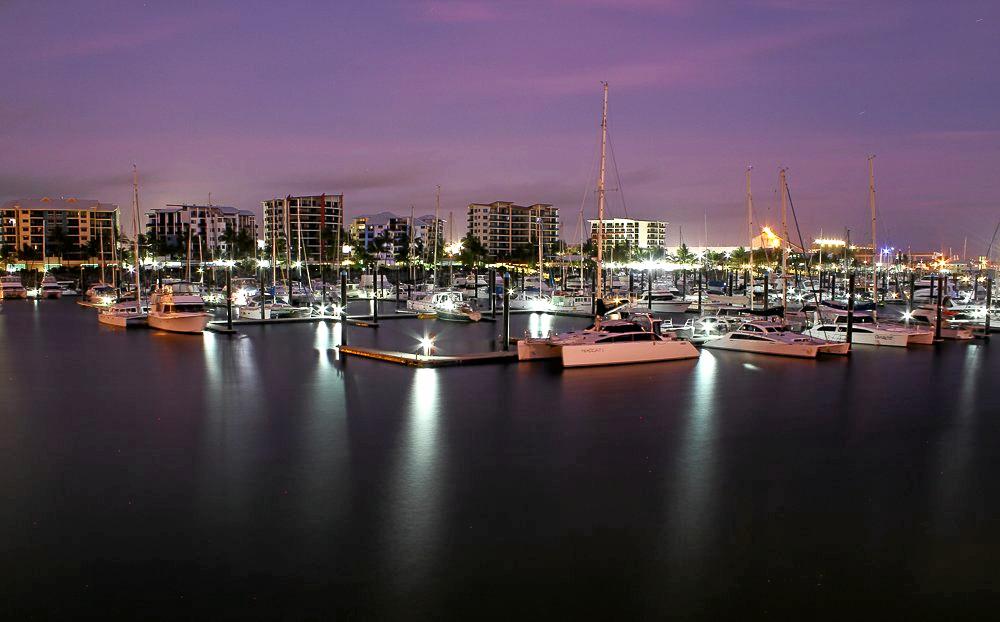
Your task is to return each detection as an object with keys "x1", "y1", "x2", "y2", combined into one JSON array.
[
  {"x1": 846, "y1": 271, "x2": 855, "y2": 349},
  {"x1": 502, "y1": 272, "x2": 511, "y2": 351}
]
